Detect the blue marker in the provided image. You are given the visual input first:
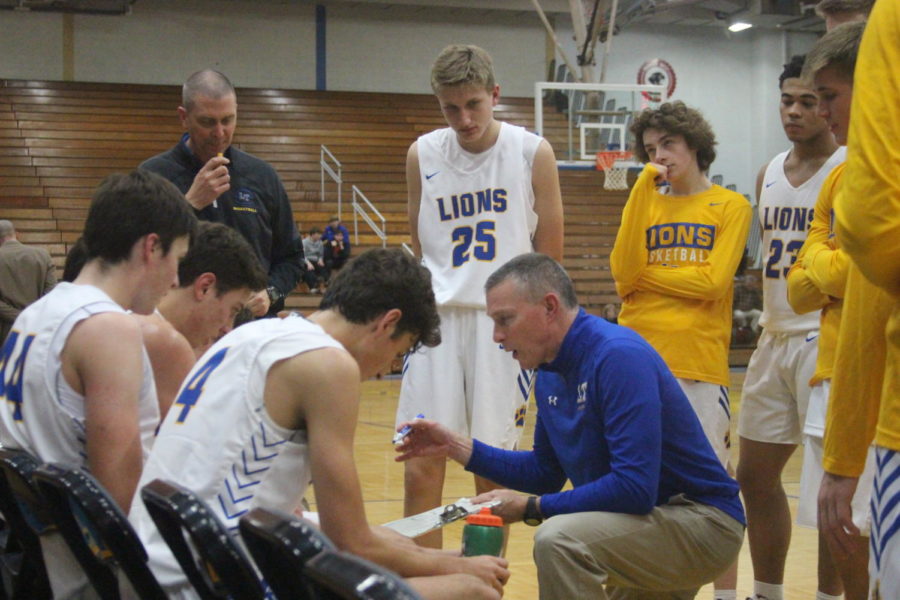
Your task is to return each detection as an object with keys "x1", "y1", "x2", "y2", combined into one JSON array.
[{"x1": 393, "y1": 413, "x2": 424, "y2": 445}]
